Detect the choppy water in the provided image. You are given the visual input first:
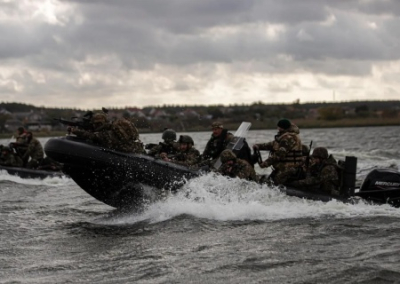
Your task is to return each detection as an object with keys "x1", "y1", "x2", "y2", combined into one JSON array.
[{"x1": 1, "y1": 126, "x2": 400, "y2": 284}]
